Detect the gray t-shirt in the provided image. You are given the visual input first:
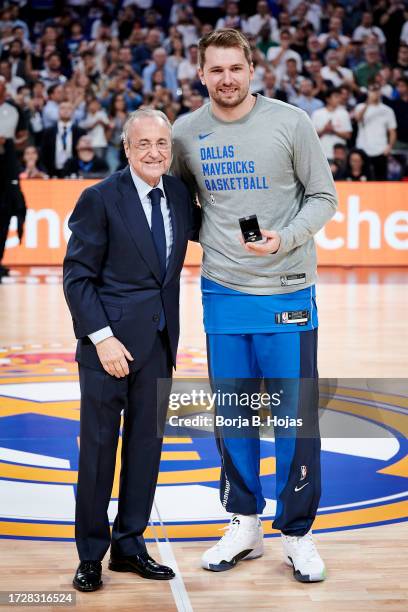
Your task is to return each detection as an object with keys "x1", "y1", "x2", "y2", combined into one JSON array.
[{"x1": 171, "y1": 94, "x2": 338, "y2": 294}]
